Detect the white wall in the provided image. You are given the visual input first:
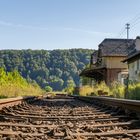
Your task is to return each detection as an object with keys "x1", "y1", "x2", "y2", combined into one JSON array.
[
  {"x1": 129, "y1": 36, "x2": 140, "y2": 82},
  {"x1": 118, "y1": 71, "x2": 128, "y2": 84},
  {"x1": 135, "y1": 37, "x2": 140, "y2": 51},
  {"x1": 129, "y1": 59, "x2": 140, "y2": 82}
]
